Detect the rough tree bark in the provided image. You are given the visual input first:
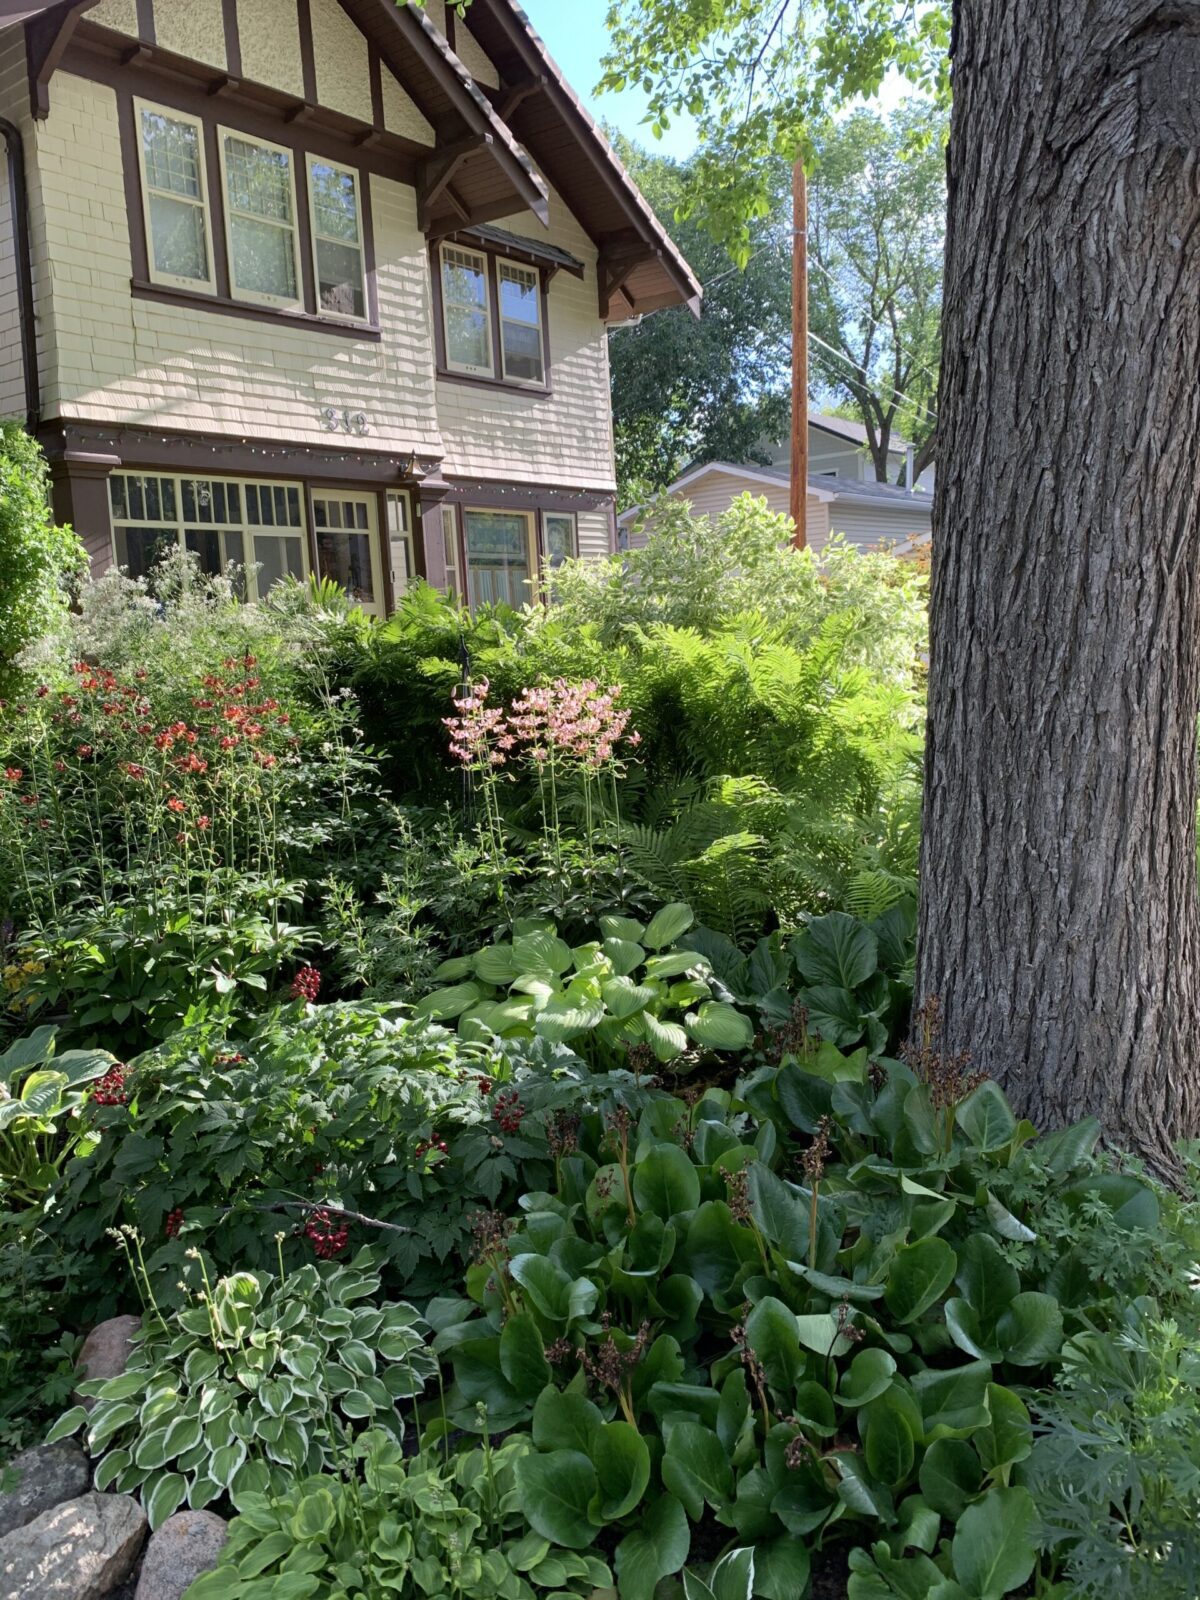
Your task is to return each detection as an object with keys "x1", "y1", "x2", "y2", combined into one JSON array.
[{"x1": 917, "y1": 0, "x2": 1200, "y2": 1160}]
